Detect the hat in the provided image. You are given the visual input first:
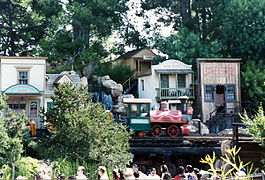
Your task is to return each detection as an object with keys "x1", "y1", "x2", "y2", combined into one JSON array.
[{"x1": 151, "y1": 168, "x2": 156, "y2": 171}]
